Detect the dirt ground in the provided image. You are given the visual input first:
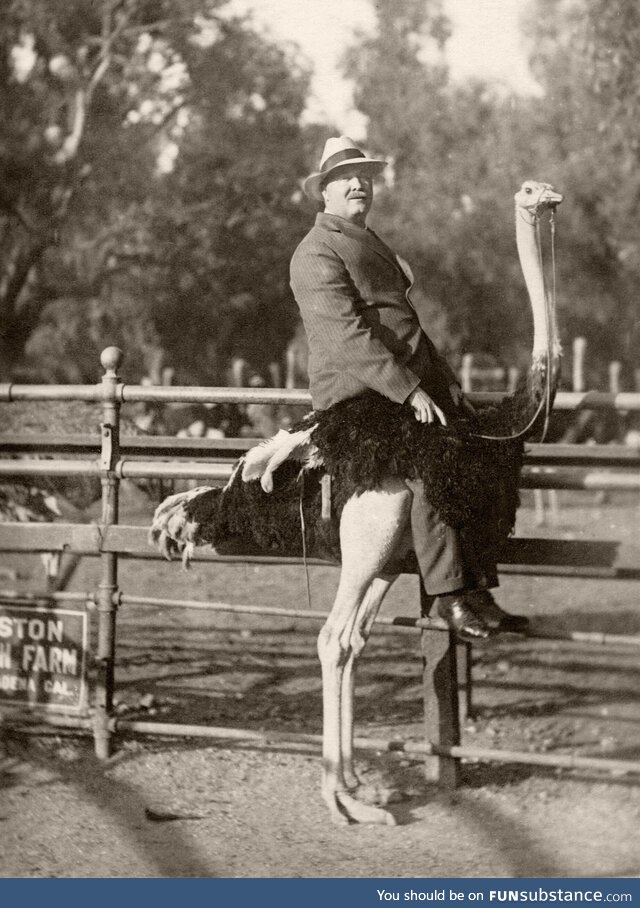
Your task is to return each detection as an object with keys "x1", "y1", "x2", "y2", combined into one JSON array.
[{"x1": 1, "y1": 488, "x2": 640, "y2": 878}]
